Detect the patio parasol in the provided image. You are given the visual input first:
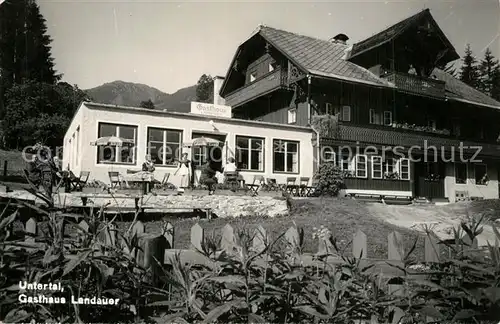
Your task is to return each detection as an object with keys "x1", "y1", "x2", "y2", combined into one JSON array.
[
  {"x1": 90, "y1": 136, "x2": 135, "y2": 147},
  {"x1": 183, "y1": 136, "x2": 223, "y2": 148}
]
